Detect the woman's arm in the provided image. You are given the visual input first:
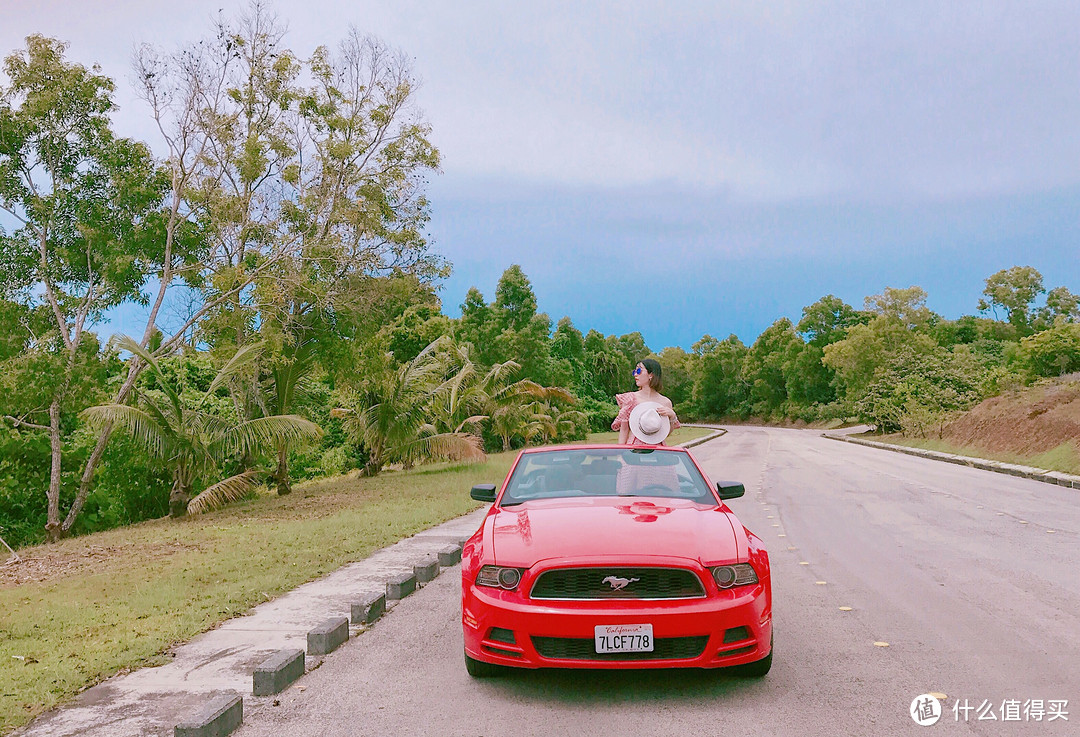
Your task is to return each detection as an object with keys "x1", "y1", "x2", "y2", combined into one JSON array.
[
  {"x1": 657, "y1": 399, "x2": 681, "y2": 428},
  {"x1": 612, "y1": 392, "x2": 634, "y2": 442}
]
